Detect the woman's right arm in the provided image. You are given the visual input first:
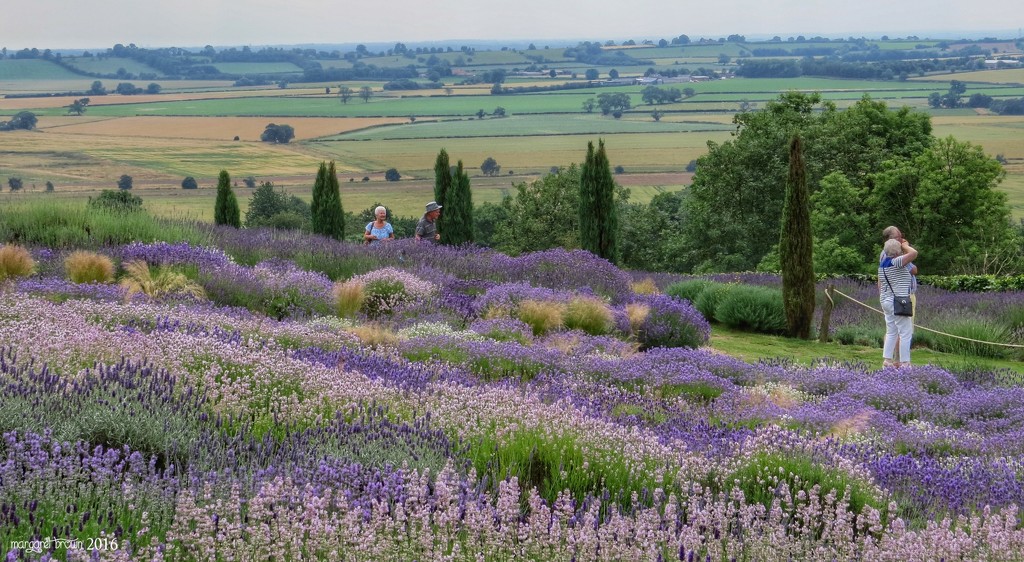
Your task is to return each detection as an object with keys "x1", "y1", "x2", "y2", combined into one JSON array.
[{"x1": 899, "y1": 242, "x2": 918, "y2": 266}]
